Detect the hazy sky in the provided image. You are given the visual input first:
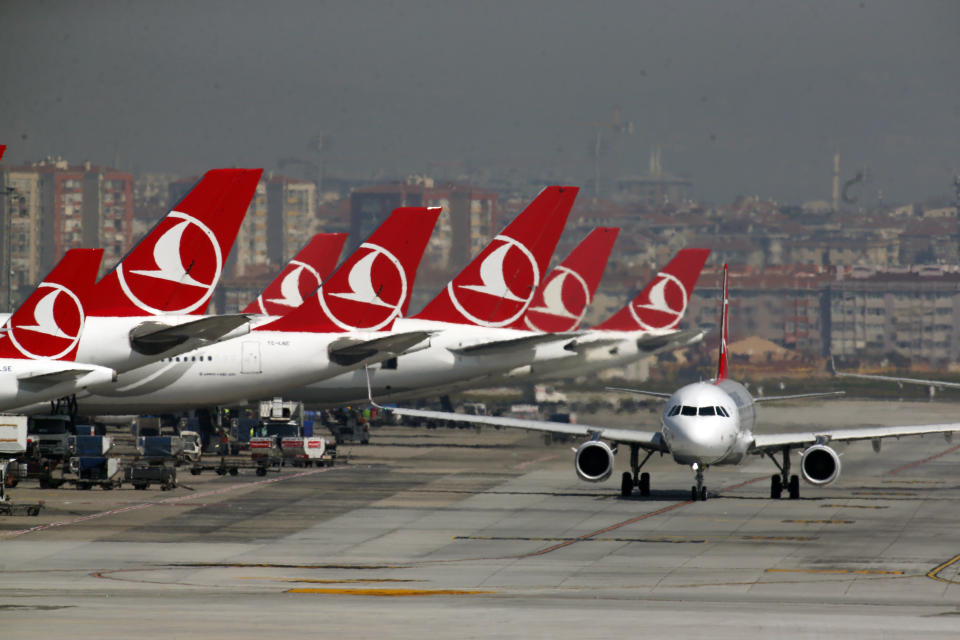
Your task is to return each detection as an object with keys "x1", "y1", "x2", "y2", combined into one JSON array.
[{"x1": 1, "y1": 0, "x2": 957, "y2": 204}]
